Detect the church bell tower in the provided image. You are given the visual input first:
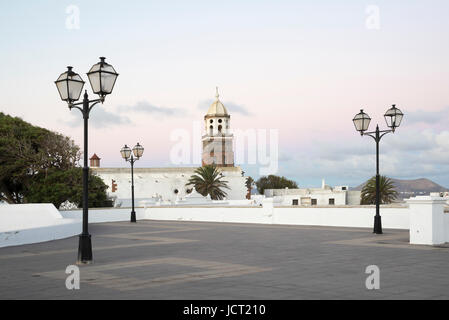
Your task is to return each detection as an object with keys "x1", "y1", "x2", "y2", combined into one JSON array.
[{"x1": 202, "y1": 88, "x2": 234, "y2": 167}]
